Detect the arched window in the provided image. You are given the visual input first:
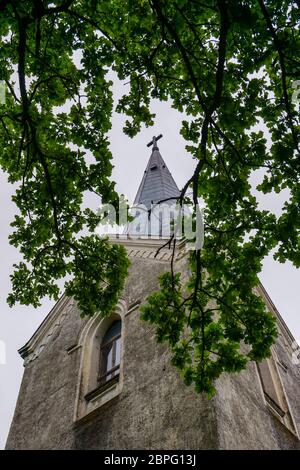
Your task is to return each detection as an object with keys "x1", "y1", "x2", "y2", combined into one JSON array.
[
  {"x1": 98, "y1": 320, "x2": 121, "y2": 385},
  {"x1": 74, "y1": 301, "x2": 126, "y2": 421}
]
